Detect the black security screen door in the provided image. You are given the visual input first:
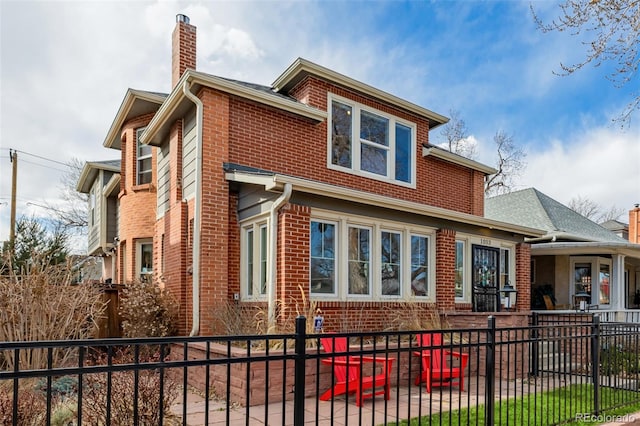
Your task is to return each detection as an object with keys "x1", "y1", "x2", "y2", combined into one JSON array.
[{"x1": 472, "y1": 245, "x2": 500, "y2": 312}]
